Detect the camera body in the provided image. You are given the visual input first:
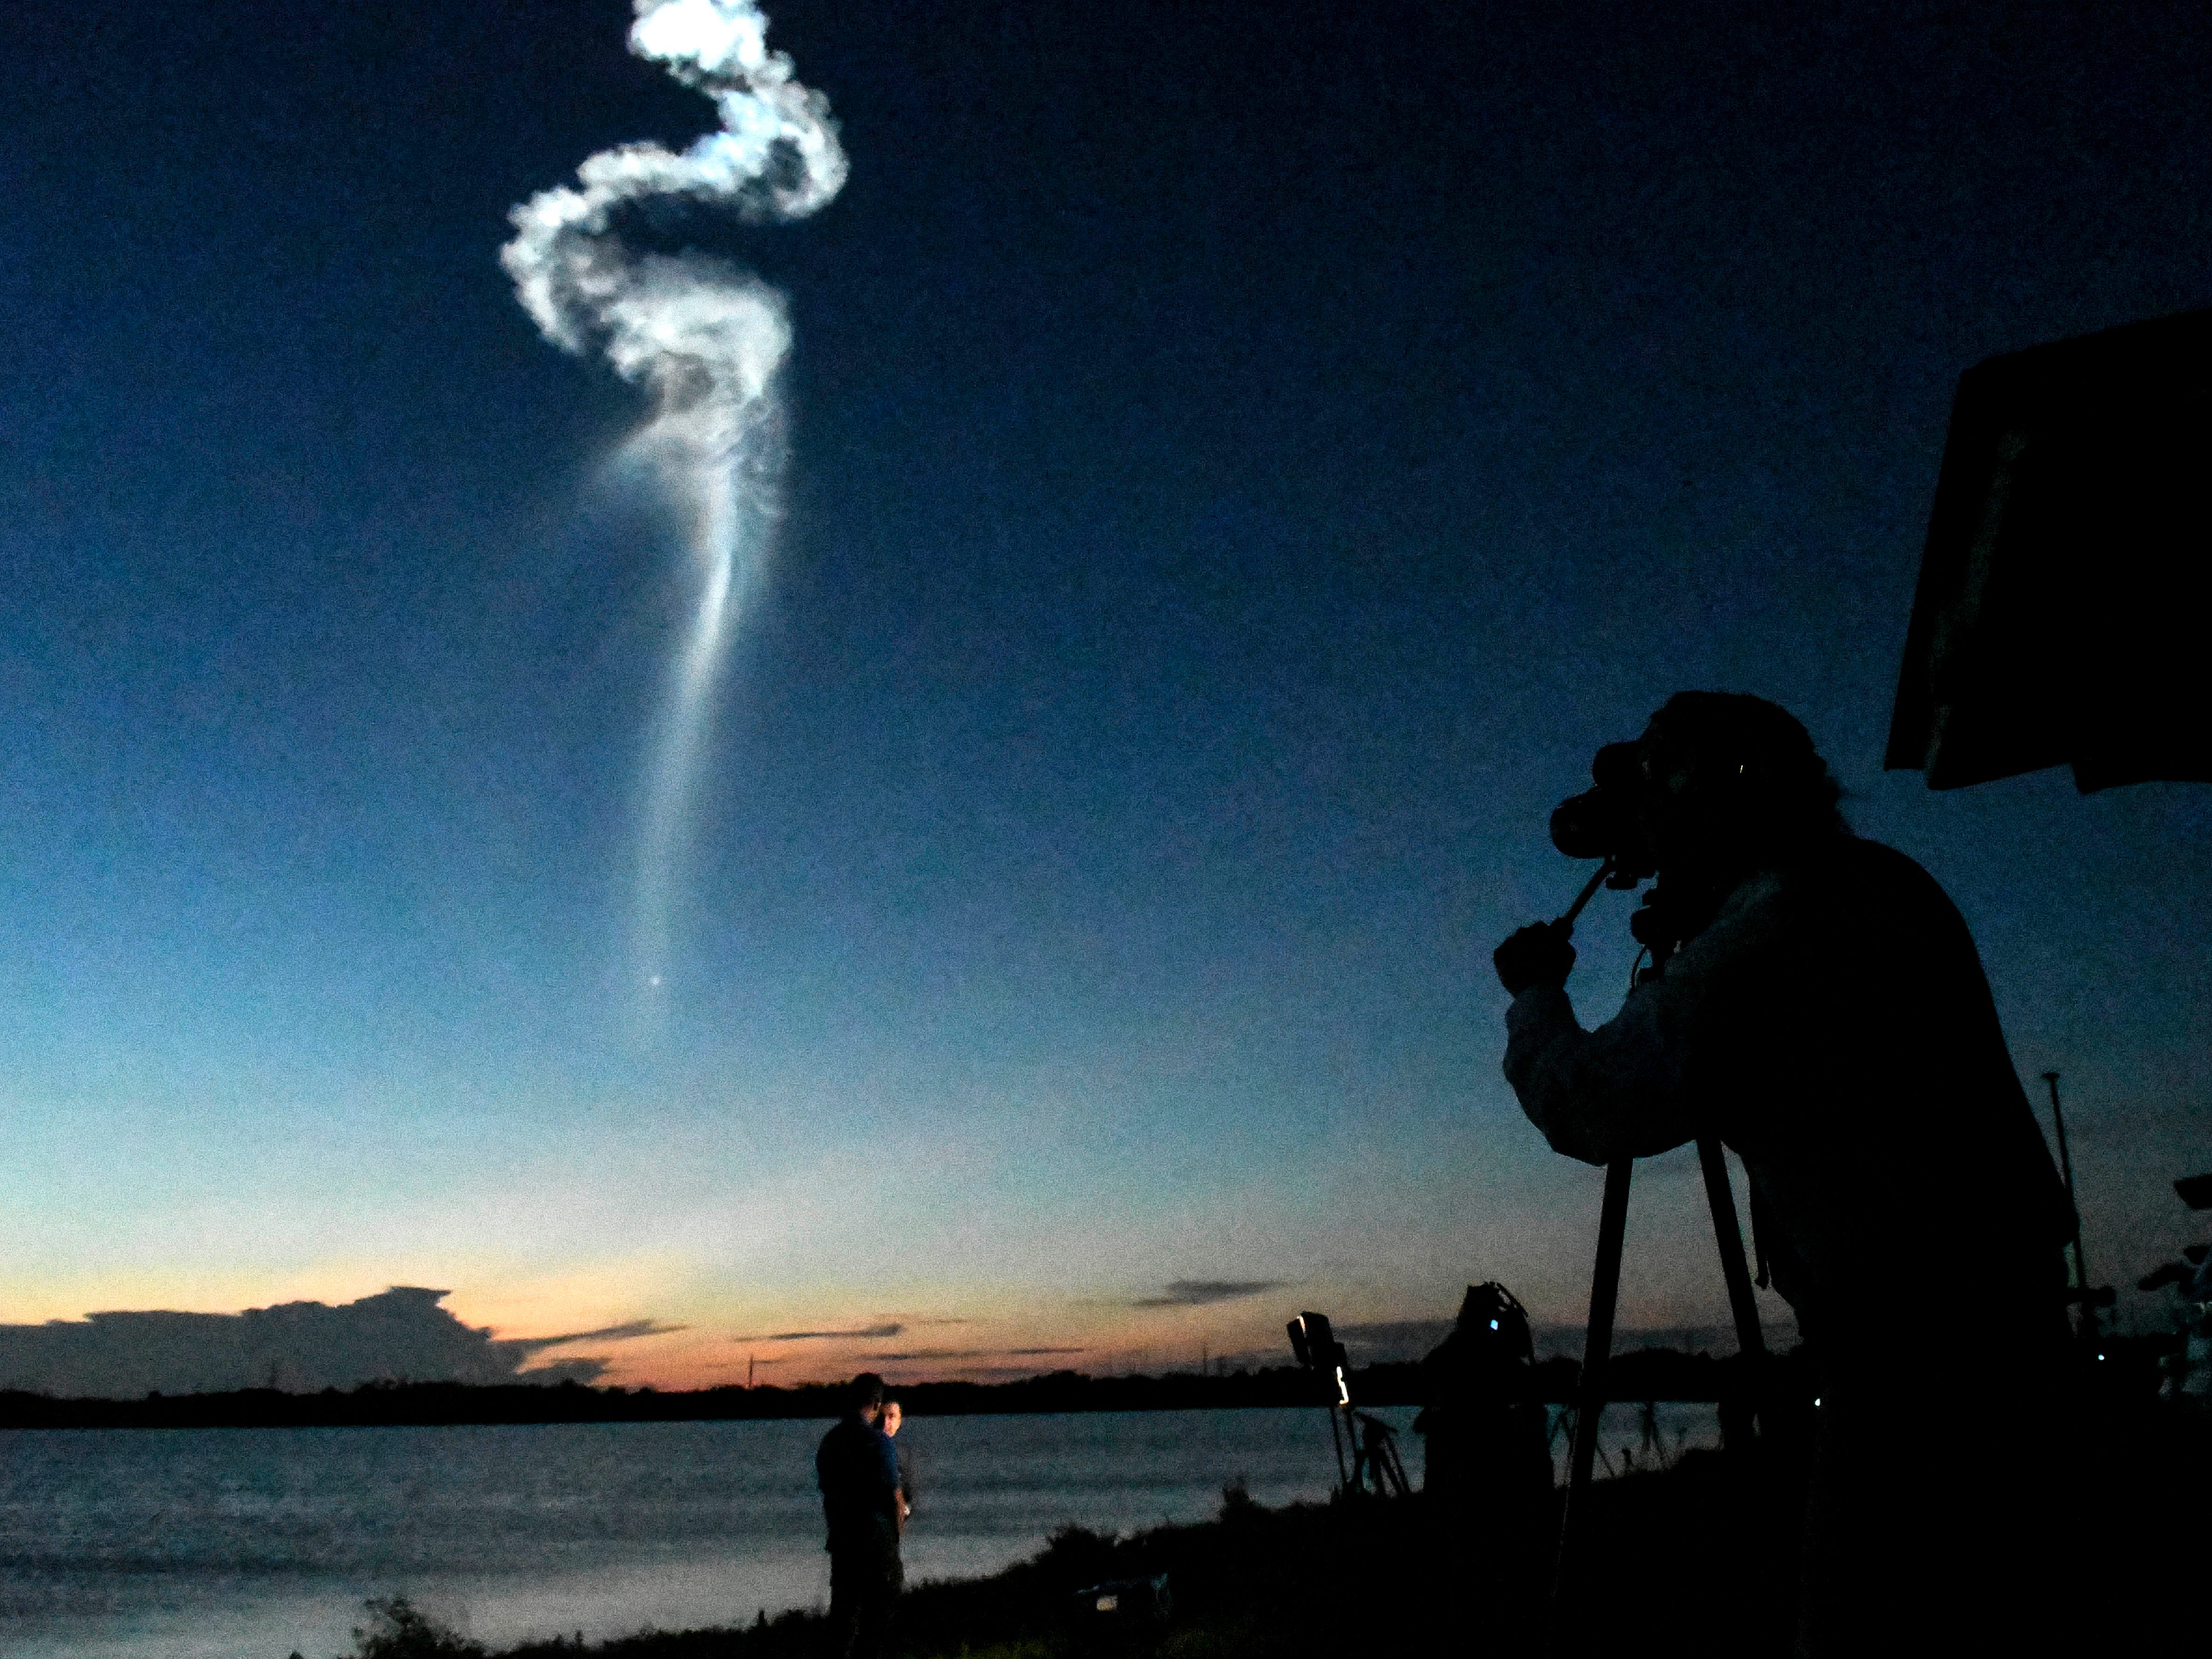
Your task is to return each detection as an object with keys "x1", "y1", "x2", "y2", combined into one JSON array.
[
  {"x1": 1549, "y1": 741, "x2": 1657, "y2": 881},
  {"x1": 1286, "y1": 1312, "x2": 1352, "y2": 1407},
  {"x1": 1557, "y1": 738, "x2": 1778, "y2": 960},
  {"x1": 1548, "y1": 740, "x2": 1712, "y2": 962}
]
